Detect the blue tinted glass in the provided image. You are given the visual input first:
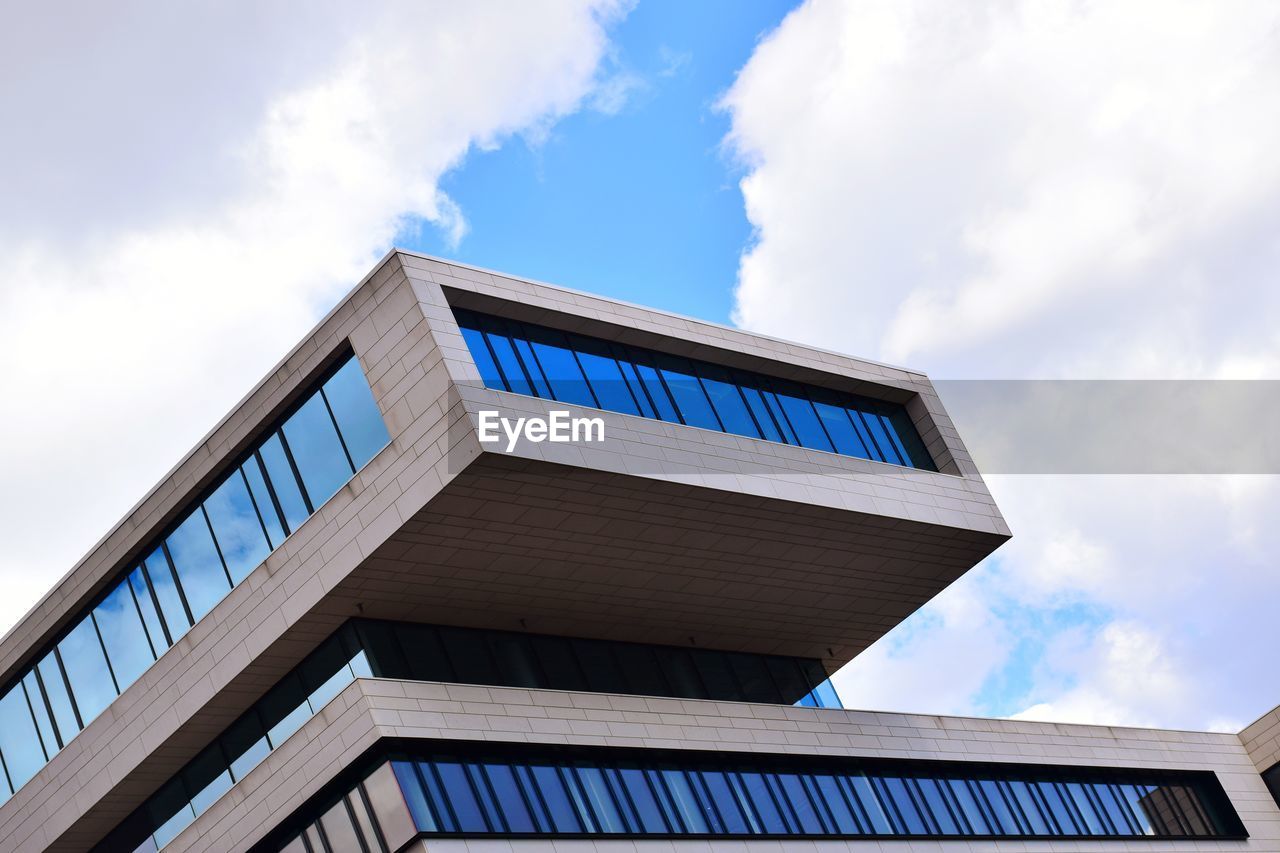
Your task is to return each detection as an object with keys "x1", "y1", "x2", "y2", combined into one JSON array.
[
  {"x1": 879, "y1": 777, "x2": 927, "y2": 833},
  {"x1": 465, "y1": 763, "x2": 505, "y2": 831},
  {"x1": 1006, "y1": 780, "x2": 1051, "y2": 833},
  {"x1": 511, "y1": 336, "x2": 552, "y2": 398},
  {"x1": 93, "y1": 580, "x2": 155, "y2": 689},
  {"x1": 844, "y1": 776, "x2": 893, "y2": 834},
  {"x1": 1067, "y1": 783, "x2": 1107, "y2": 834},
  {"x1": 1098, "y1": 784, "x2": 1138, "y2": 834},
  {"x1": 761, "y1": 390, "x2": 800, "y2": 444},
  {"x1": 262, "y1": 677, "x2": 311, "y2": 749},
  {"x1": 392, "y1": 761, "x2": 435, "y2": 831},
  {"x1": 947, "y1": 779, "x2": 990, "y2": 834},
  {"x1": 459, "y1": 324, "x2": 505, "y2": 390},
  {"x1": 483, "y1": 764, "x2": 536, "y2": 832},
  {"x1": 576, "y1": 766, "x2": 627, "y2": 832},
  {"x1": 697, "y1": 367, "x2": 761, "y2": 439},
  {"x1": 612, "y1": 354, "x2": 658, "y2": 418},
  {"x1": 810, "y1": 678, "x2": 841, "y2": 709},
  {"x1": 739, "y1": 386, "x2": 784, "y2": 442},
  {"x1": 21, "y1": 673, "x2": 56, "y2": 761},
  {"x1": 777, "y1": 773, "x2": 824, "y2": 833},
  {"x1": 480, "y1": 325, "x2": 534, "y2": 396},
  {"x1": 739, "y1": 772, "x2": 787, "y2": 833},
  {"x1": 0, "y1": 684, "x2": 45, "y2": 790},
  {"x1": 619, "y1": 767, "x2": 668, "y2": 832},
  {"x1": 144, "y1": 548, "x2": 190, "y2": 642},
  {"x1": 1117, "y1": 784, "x2": 1154, "y2": 834},
  {"x1": 632, "y1": 360, "x2": 680, "y2": 422},
  {"x1": 772, "y1": 387, "x2": 834, "y2": 452},
  {"x1": 814, "y1": 775, "x2": 860, "y2": 833},
  {"x1": 58, "y1": 618, "x2": 116, "y2": 724},
  {"x1": 1038, "y1": 782, "x2": 1077, "y2": 833},
  {"x1": 861, "y1": 410, "x2": 905, "y2": 465},
  {"x1": 529, "y1": 758, "x2": 586, "y2": 824},
  {"x1": 436, "y1": 762, "x2": 487, "y2": 831},
  {"x1": 36, "y1": 653, "x2": 78, "y2": 744},
  {"x1": 525, "y1": 327, "x2": 595, "y2": 408},
  {"x1": 656, "y1": 356, "x2": 721, "y2": 431},
  {"x1": 241, "y1": 458, "x2": 286, "y2": 549},
  {"x1": 813, "y1": 401, "x2": 870, "y2": 458},
  {"x1": 976, "y1": 779, "x2": 1016, "y2": 833},
  {"x1": 661, "y1": 769, "x2": 709, "y2": 832},
  {"x1": 281, "y1": 394, "x2": 353, "y2": 508},
  {"x1": 165, "y1": 510, "x2": 229, "y2": 622},
  {"x1": 187, "y1": 763, "x2": 232, "y2": 816},
  {"x1": 322, "y1": 357, "x2": 390, "y2": 468},
  {"x1": 914, "y1": 778, "x2": 957, "y2": 833},
  {"x1": 571, "y1": 336, "x2": 640, "y2": 416},
  {"x1": 203, "y1": 473, "x2": 269, "y2": 585},
  {"x1": 258, "y1": 436, "x2": 310, "y2": 530},
  {"x1": 698, "y1": 770, "x2": 748, "y2": 834},
  {"x1": 128, "y1": 567, "x2": 166, "y2": 654}
]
